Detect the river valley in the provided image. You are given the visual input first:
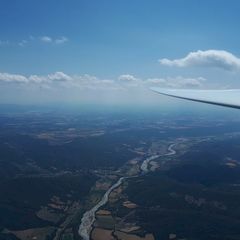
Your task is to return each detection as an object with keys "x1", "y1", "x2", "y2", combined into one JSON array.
[{"x1": 78, "y1": 143, "x2": 177, "y2": 240}]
